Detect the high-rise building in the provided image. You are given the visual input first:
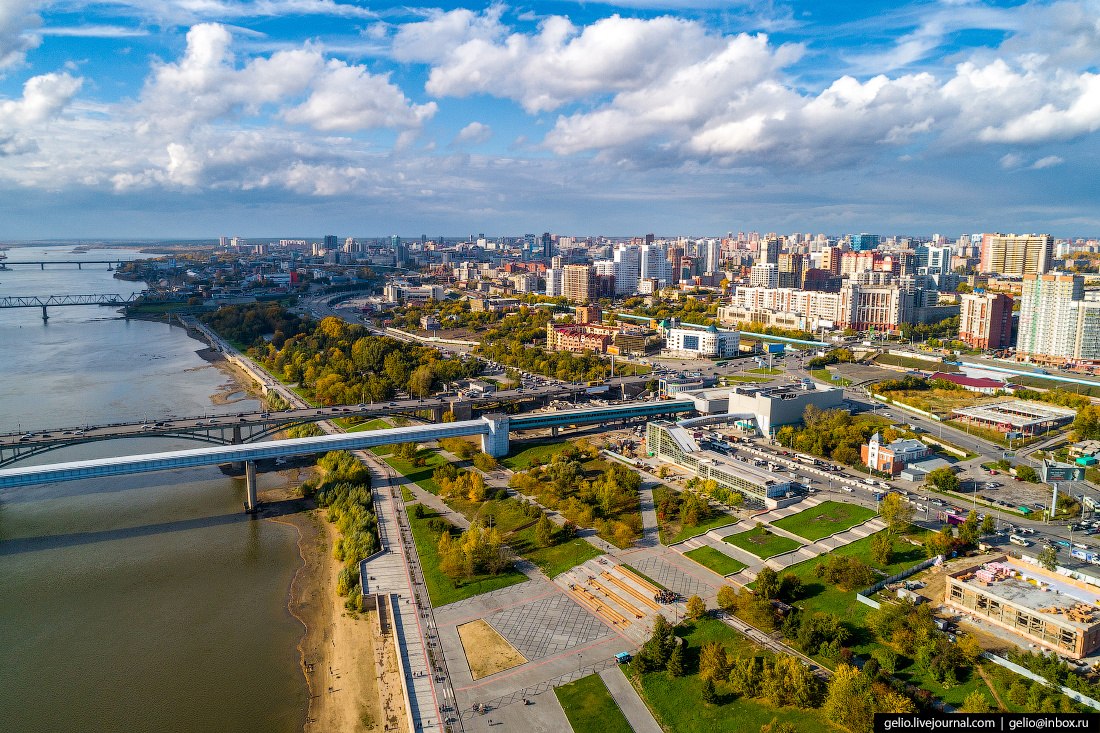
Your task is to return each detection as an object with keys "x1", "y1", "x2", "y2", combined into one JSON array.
[
  {"x1": 613, "y1": 244, "x2": 641, "y2": 295},
  {"x1": 544, "y1": 268, "x2": 563, "y2": 298},
  {"x1": 959, "y1": 292, "x2": 1013, "y2": 350},
  {"x1": 850, "y1": 233, "x2": 879, "y2": 252},
  {"x1": 704, "y1": 238, "x2": 721, "y2": 274},
  {"x1": 761, "y1": 235, "x2": 781, "y2": 265},
  {"x1": 822, "y1": 245, "x2": 844, "y2": 276},
  {"x1": 777, "y1": 253, "x2": 804, "y2": 289},
  {"x1": 980, "y1": 234, "x2": 1053, "y2": 276},
  {"x1": 639, "y1": 243, "x2": 671, "y2": 287},
  {"x1": 391, "y1": 234, "x2": 405, "y2": 267},
  {"x1": 1017, "y1": 273, "x2": 1083, "y2": 363},
  {"x1": 562, "y1": 264, "x2": 595, "y2": 303},
  {"x1": 541, "y1": 232, "x2": 553, "y2": 259},
  {"x1": 323, "y1": 234, "x2": 338, "y2": 251},
  {"x1": 749, "y1": 263, "x2": 779, "y2": 288}
]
